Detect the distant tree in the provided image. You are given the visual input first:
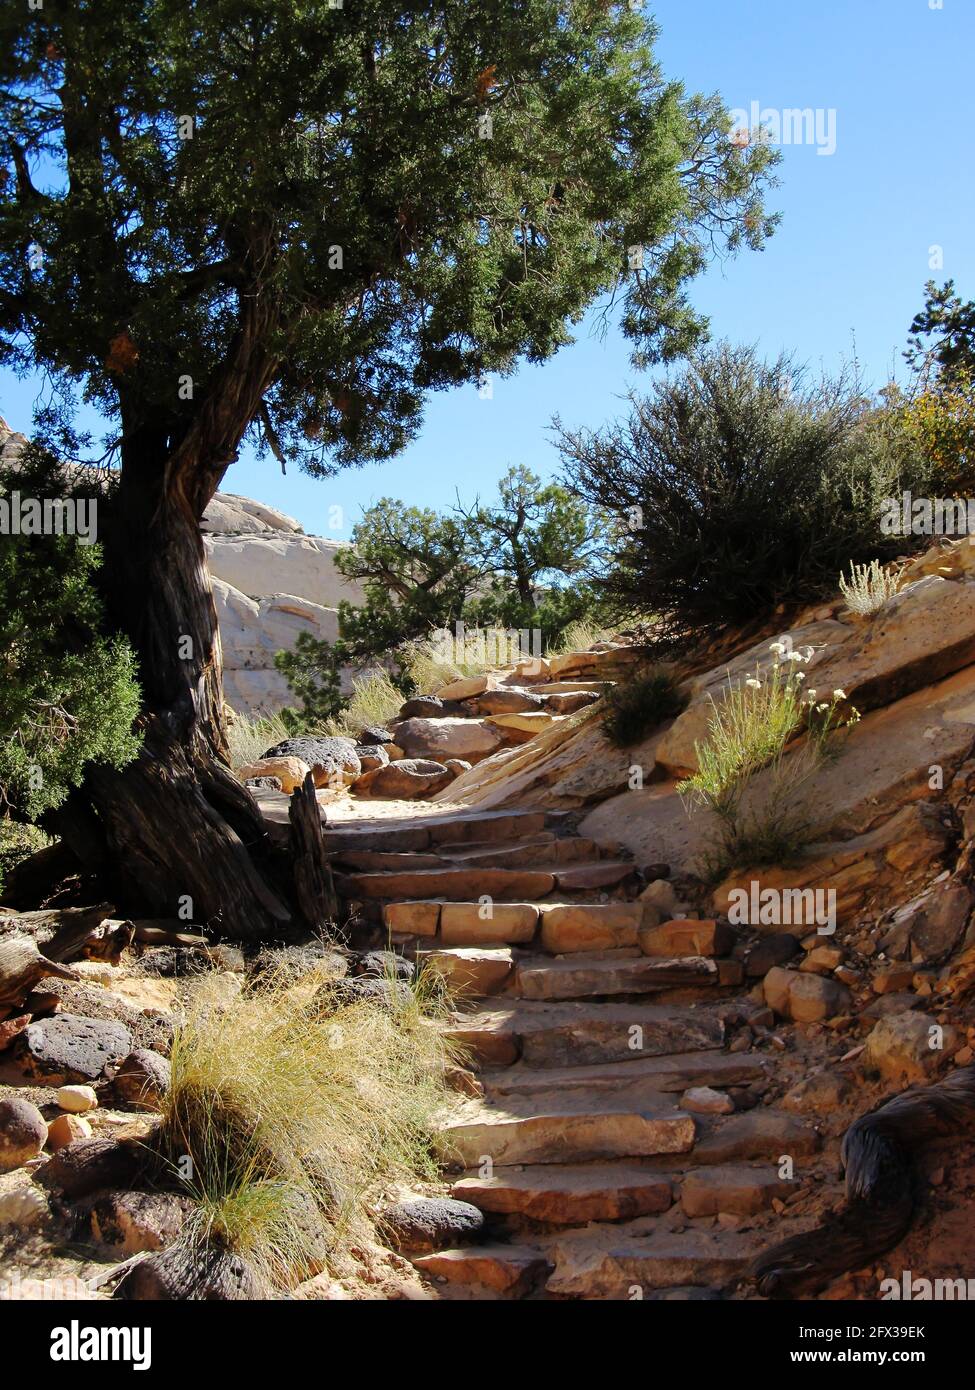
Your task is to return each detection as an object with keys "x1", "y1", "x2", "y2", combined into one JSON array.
[
  {"x1": 1, "y1": 2, "x2": 777, "y2": 936},
  {"x1": 906, "y1": 281, "x2": 975, "y2": 381}
]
